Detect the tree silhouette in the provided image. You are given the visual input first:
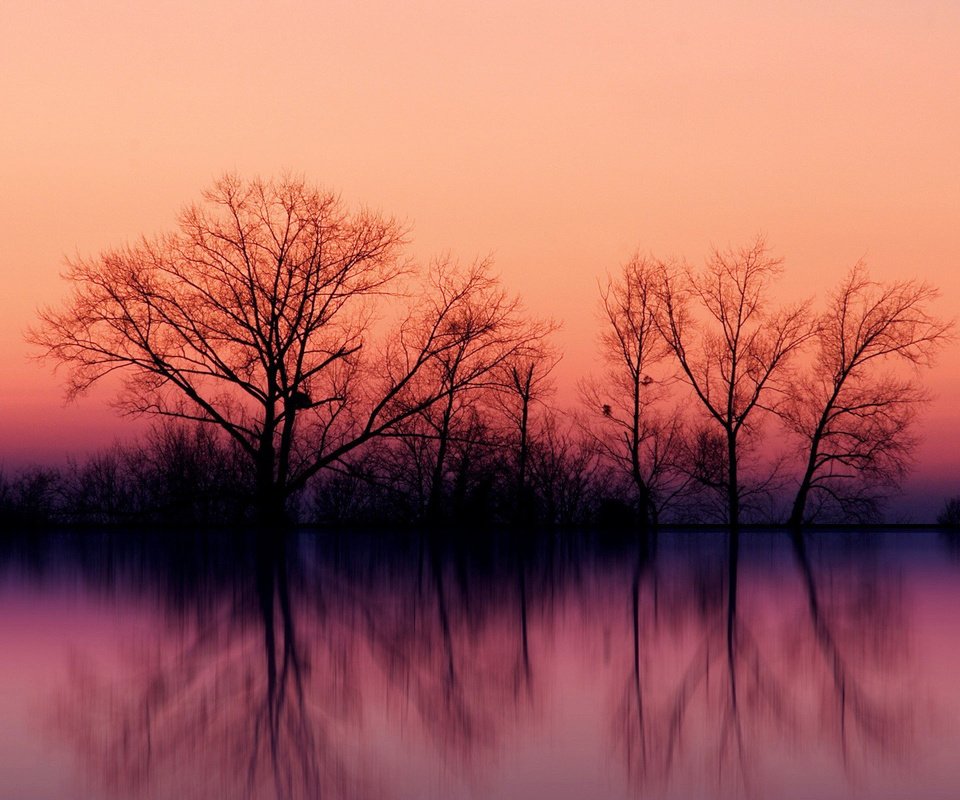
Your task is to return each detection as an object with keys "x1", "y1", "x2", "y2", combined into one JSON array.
[
  {"x1": 525, "y1": 414, "x2": 600, "y2": 526},
  {"x1": 31, "y1": 176, "x2": 539, "y2": 522},
  {"x1": 782, "y1": 264, "x2": 952, "y2": 525},
  {"x1": 939, "y1": 497, "x2": 960, "y2": 528},
  {"x1": 581, "y1": 255, "x2": 687, "y2": 528},
  {"x1": 368, "y1": 260, "x2": 552, "y2": 525},
  {"x1": 656, "y1": 239, "x2": 813, "y2": 527},
  {"x1": 492, "y1": 340, "x2": 560, "y2": 526}
]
